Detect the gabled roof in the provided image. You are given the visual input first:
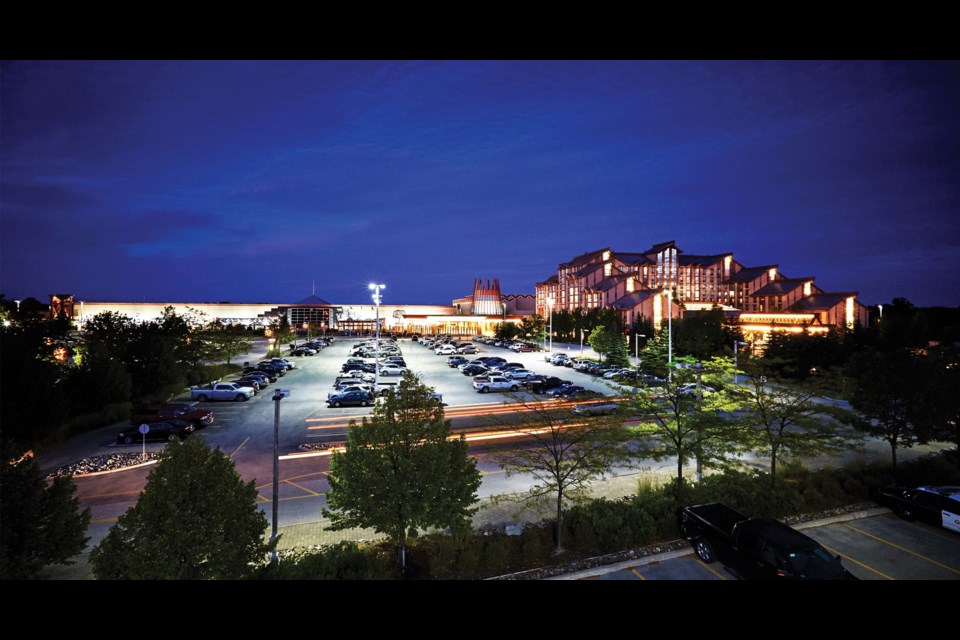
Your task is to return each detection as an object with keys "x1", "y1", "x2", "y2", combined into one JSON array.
[
  {"x1": 796, "y1": 293, "x2": 859, "y2": 311},
  {"x1": 724, "y1": 265, "x2": 778, "y2": 283},
  {"x1": 750, "y1": 278, "x2": 812, "y2": 297},
  {"x1": 536, "y1": 275, "x2": 559, "y2": 286},
  {"x1": 294, "y1": 294, "x2": 332, "y2": 305},
  {"x1": 577, "y1": 262, "x2": 608, "y2": 277},
  {"x1": 642, "y1": 240, "x2": 678, "y2": 256},
  {"x1": 562, "y1": 247, "x2": 609, "y2": 268},
  {"x1": 587, "y1": 274, "x2": 632, "y2": 292},
  {"x1": 678, "y1": 253, "x2": 729, "y2": 267},
  {"x1": 612, "y1": 252, "x2": 654, "y2": 265},
  {"x1": 610, "y1": 290, "x2": 657, "y2": 310}
]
